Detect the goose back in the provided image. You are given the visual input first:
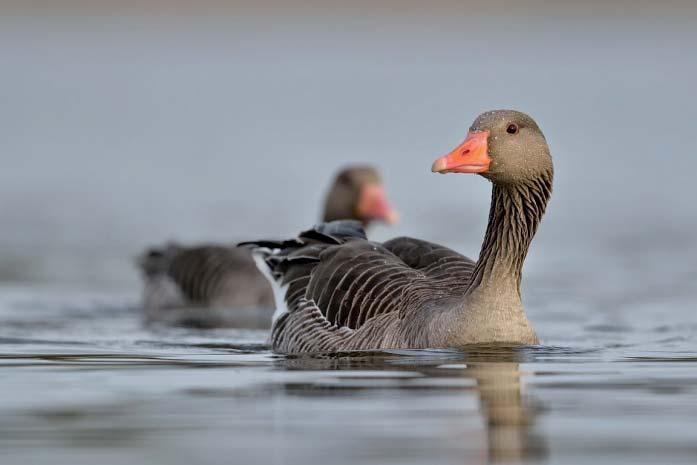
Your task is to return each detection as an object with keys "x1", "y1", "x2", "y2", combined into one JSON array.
[
  {"x1": 139, "y1": 244, "x2": 274, "y2": 327},
  {"x1": 246, "y1": 221, "x2": 476, "y2": 353}
]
